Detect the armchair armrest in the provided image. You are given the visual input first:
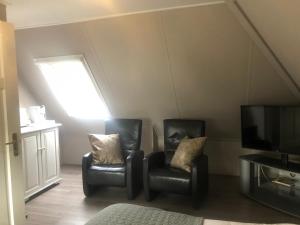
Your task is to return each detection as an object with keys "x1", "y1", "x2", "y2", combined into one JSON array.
[
  {"x1": 126, "y1": 150, "x2": 144, "y2": 174},
  {"x1": 82, "y1": 152, "x2": 94, "y2": 196},
  {"x1": 143, "y1": 151, "x2": 165, "y2": 171},
  {"x1": 126, "y1": 150, "x2": 144, "y2": 163},
  {"x1": 82, "y1": 152, "x2": 93, "y2": 170},
  {"x1": 143, "y1": 151, "x2": 165, "y2": 201},
  {"x1": 191, "y1": 154, "x2": 208, "y2": 206},
  {"x1": 126, "y1": 150, "x2": 144, "y2": 200},
  {"x1": 192, "y1": 154, "x2": 207, "y2": 170}
]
